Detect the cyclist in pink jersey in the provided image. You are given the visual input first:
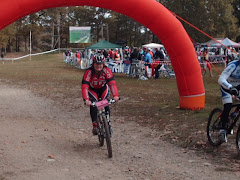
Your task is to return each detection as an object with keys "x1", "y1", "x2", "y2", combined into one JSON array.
[{"x1": 82, "y1": 53, "x2": 119, "y2": 135}]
